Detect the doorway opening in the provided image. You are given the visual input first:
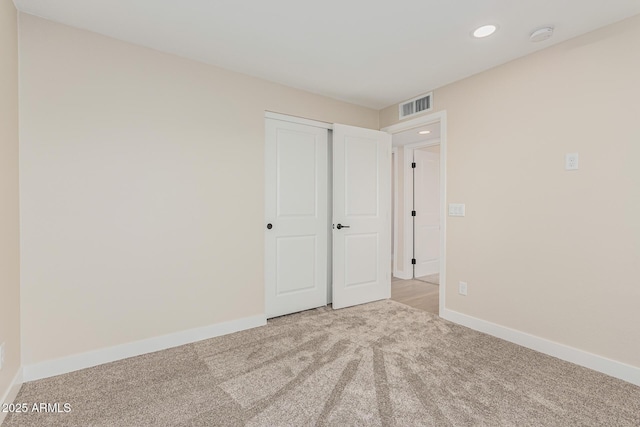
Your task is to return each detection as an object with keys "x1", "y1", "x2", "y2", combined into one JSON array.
[{"x1": 382, "y1": 112, "x2": 446, "y2": 316}]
